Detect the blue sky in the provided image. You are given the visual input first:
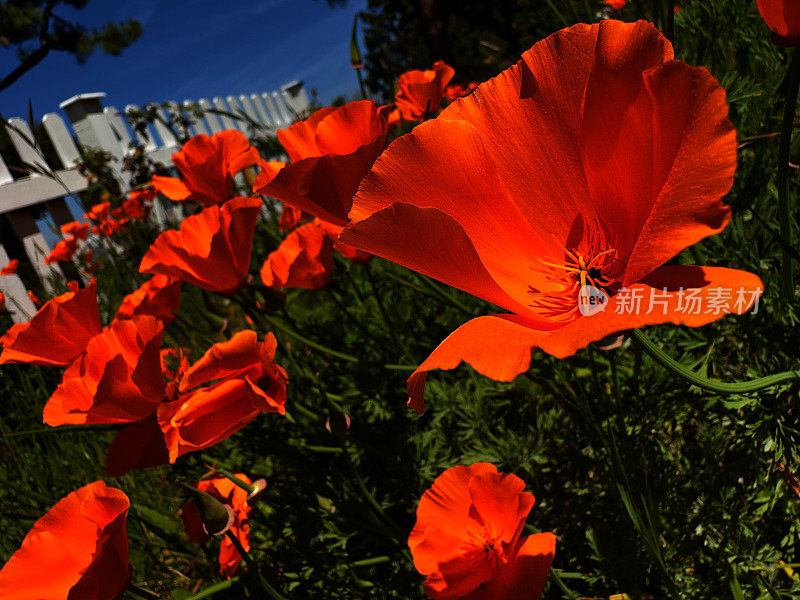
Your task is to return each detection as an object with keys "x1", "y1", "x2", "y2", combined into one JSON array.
[{"x1": 0, "y1": 0, "x2": 366, "y2": 121}]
